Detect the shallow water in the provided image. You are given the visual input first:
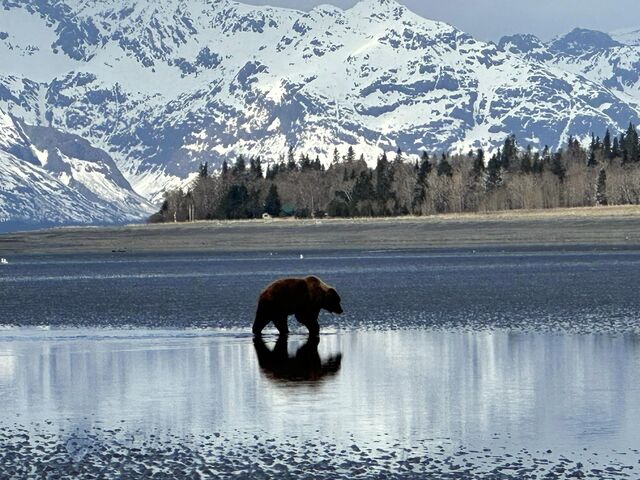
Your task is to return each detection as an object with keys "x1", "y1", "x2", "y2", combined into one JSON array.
[
  {"x1": 0, "y1": 329, "x2": 639, "y2": 477},
  {"x1": 1, "y1": 248, "x2": 640, "y2": 477}
]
